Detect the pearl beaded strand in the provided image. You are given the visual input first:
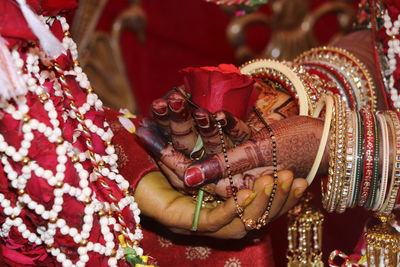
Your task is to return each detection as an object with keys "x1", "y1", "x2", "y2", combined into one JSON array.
[
  {"x1": 383, "y1": 9, "x2": 400, "y2": 108},
  {"x1": 0, "y1": 15, "x2": 145, "y2": 267}
]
